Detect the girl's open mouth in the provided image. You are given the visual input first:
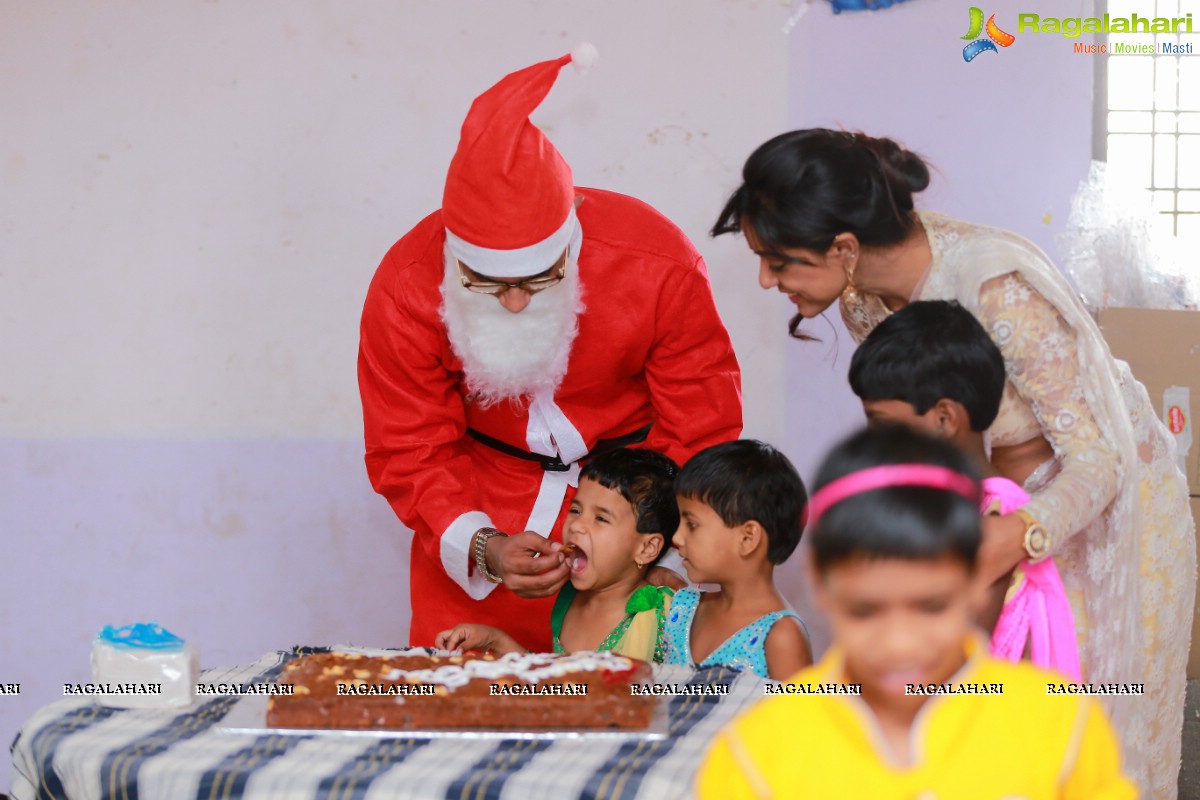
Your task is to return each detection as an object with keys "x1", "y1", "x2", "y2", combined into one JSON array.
[{"x1": 562, "y1": 542, "x2": 589, "y2": 574}]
